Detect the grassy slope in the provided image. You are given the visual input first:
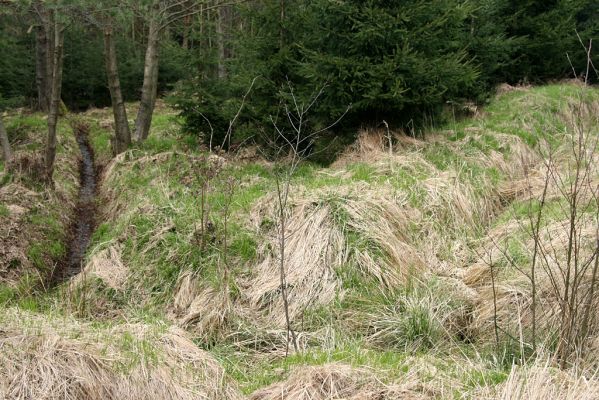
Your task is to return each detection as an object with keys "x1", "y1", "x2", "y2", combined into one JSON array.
[
  {"x1": 1, "y1": 84, "x2": 598, "y2": 398},
  {"x1": 0, "y1": 112, "x2": 78, "y2": 303}
]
